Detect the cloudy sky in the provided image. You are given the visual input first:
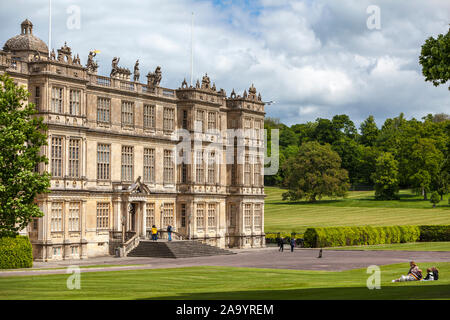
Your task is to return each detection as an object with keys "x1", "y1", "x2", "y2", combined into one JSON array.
[{"x1": 1, "y1": 0, "x2": 449, "y2": 126}]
